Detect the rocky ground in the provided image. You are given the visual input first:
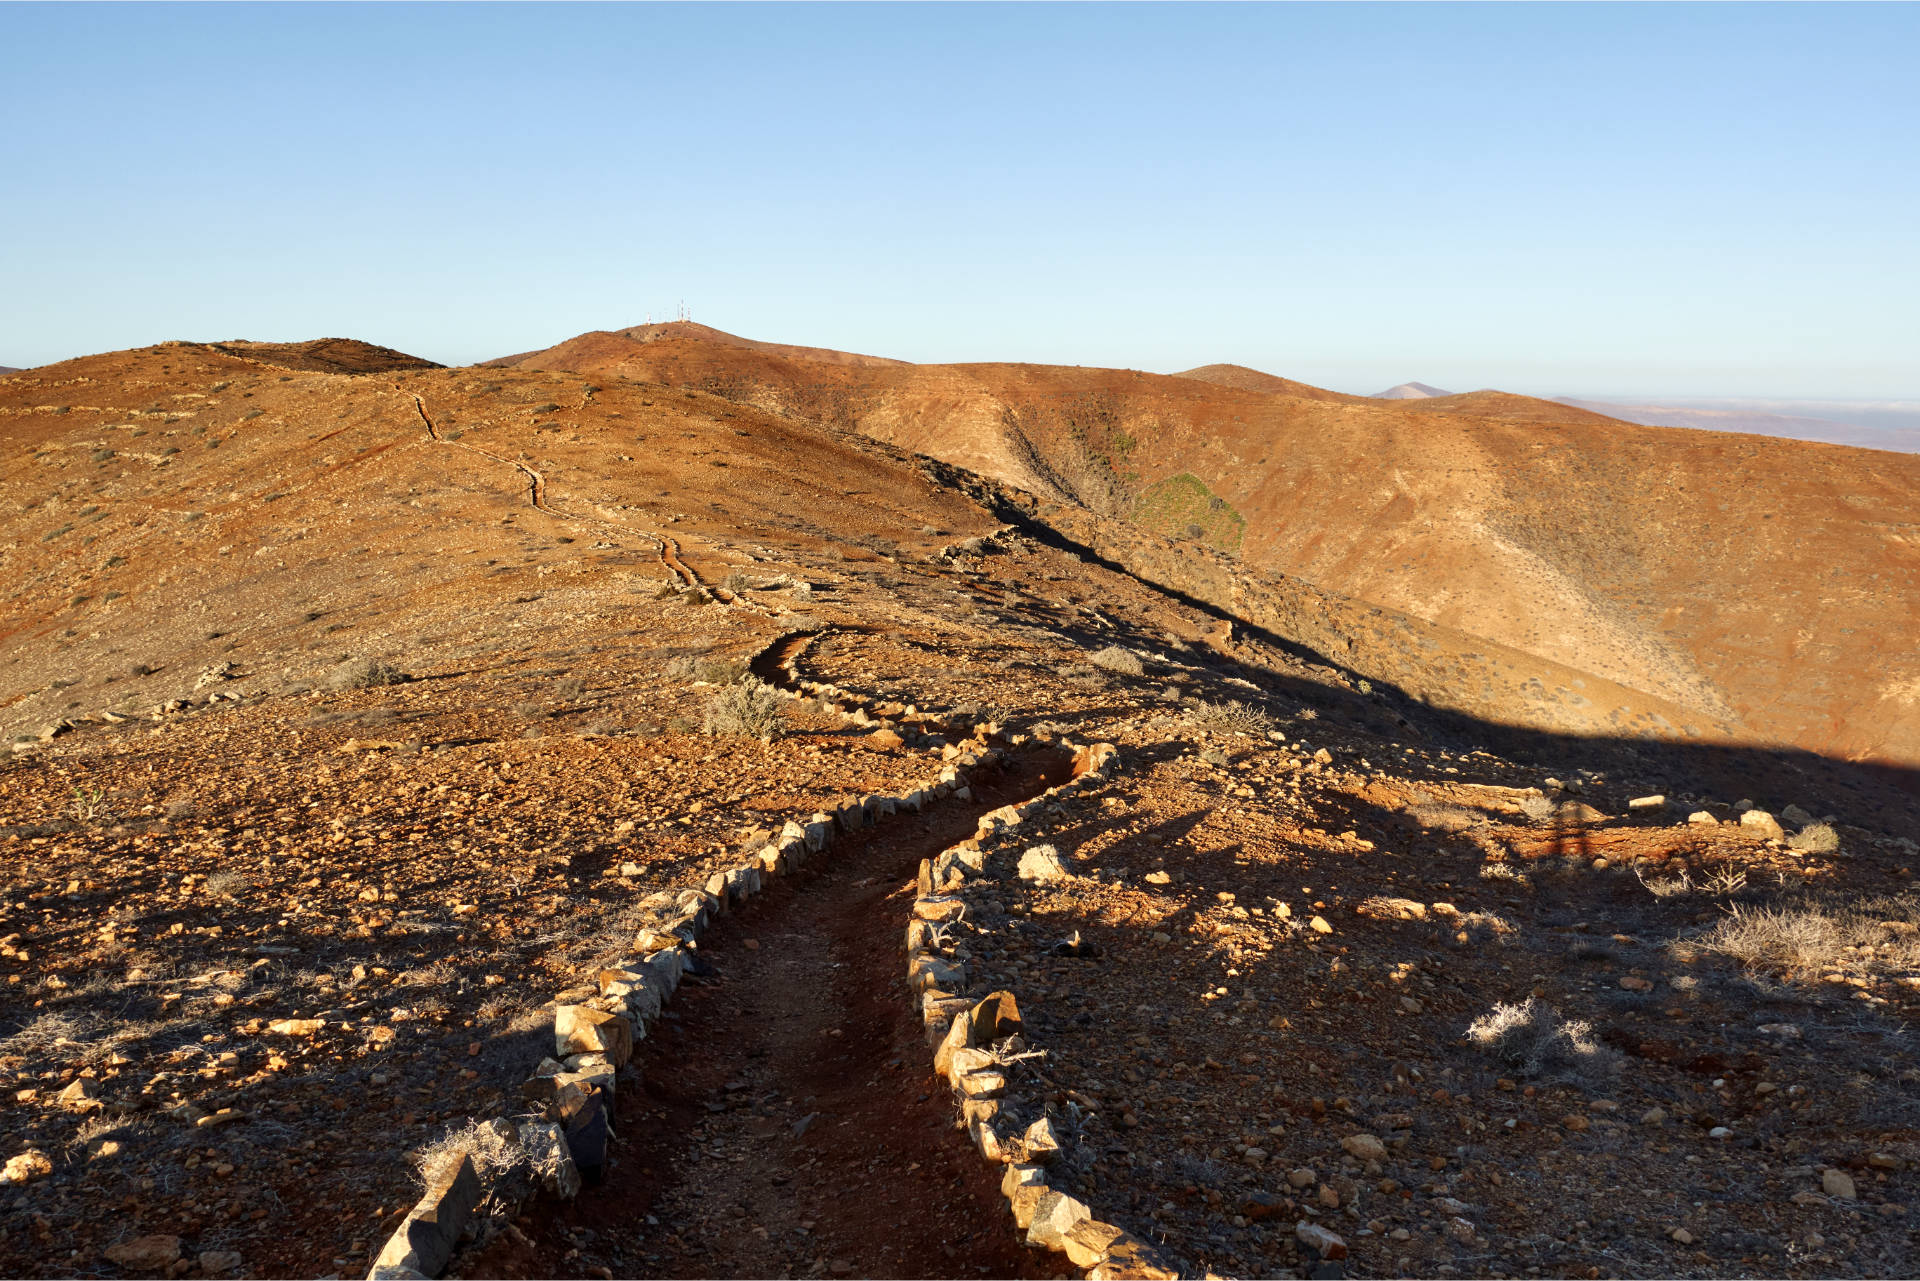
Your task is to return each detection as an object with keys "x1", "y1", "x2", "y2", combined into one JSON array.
[{"x1": 2, "y1": 343, "x2": 1916, "y2": 1279}]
